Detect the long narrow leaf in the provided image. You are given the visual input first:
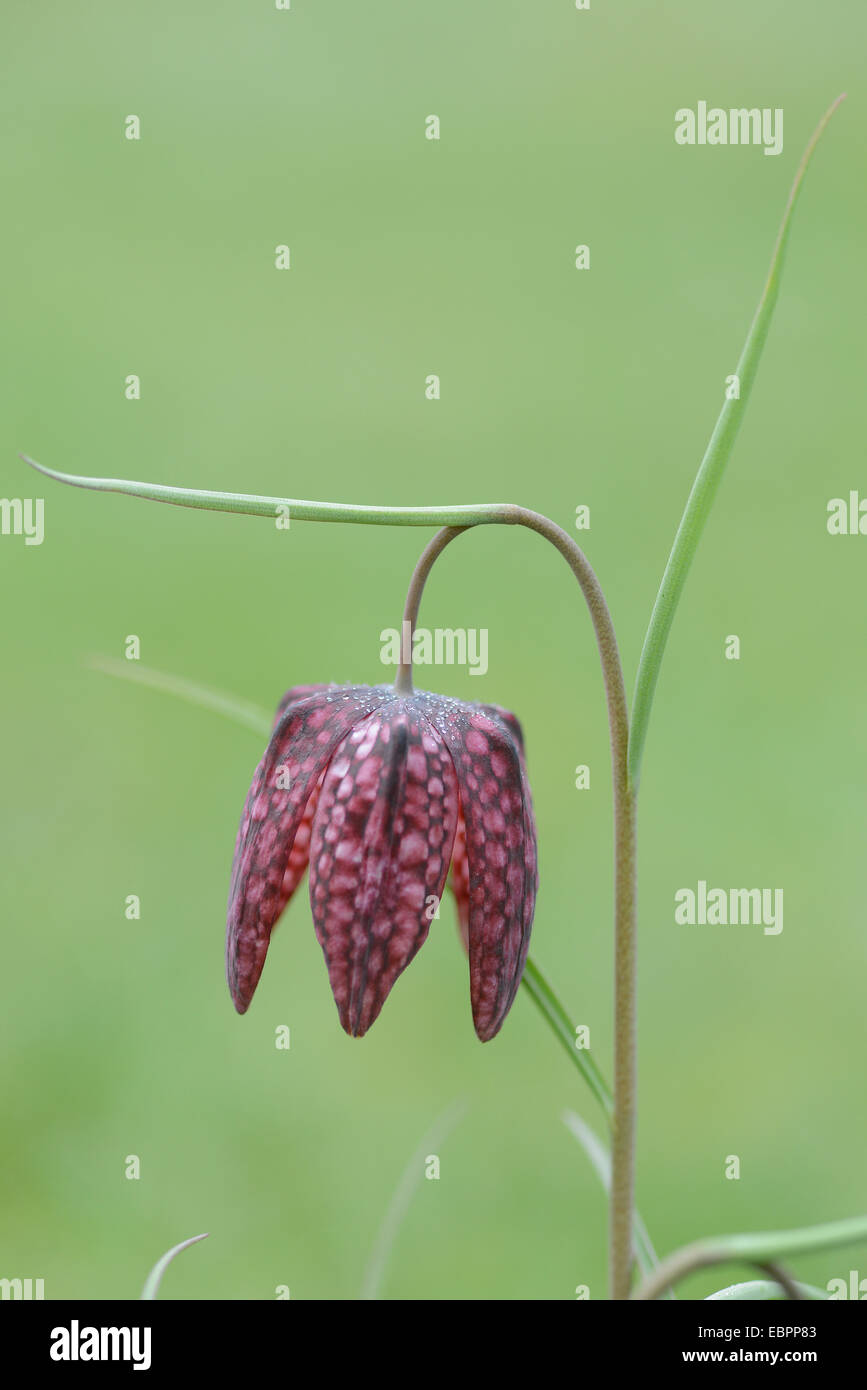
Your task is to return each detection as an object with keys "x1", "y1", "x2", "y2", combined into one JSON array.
[
  {"x1": 88, "y1": 655, "x2": 271, "y2": 735},
  {"x1": 360, "y1": 1100, "x2": 468, "y2": 1300},
  {"x1": 629, "y1": 95, "x2": 845, "y2": 787},
  {"x1": 705, "y1": 1279, "x2": 826, "y2": 1301},
  {"x1": 141, "y1": 1233, "x2": 209, "y2": 1300},
  {"x1": 521, "y1": 959, "x2": 612, "y2": 1119}
]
